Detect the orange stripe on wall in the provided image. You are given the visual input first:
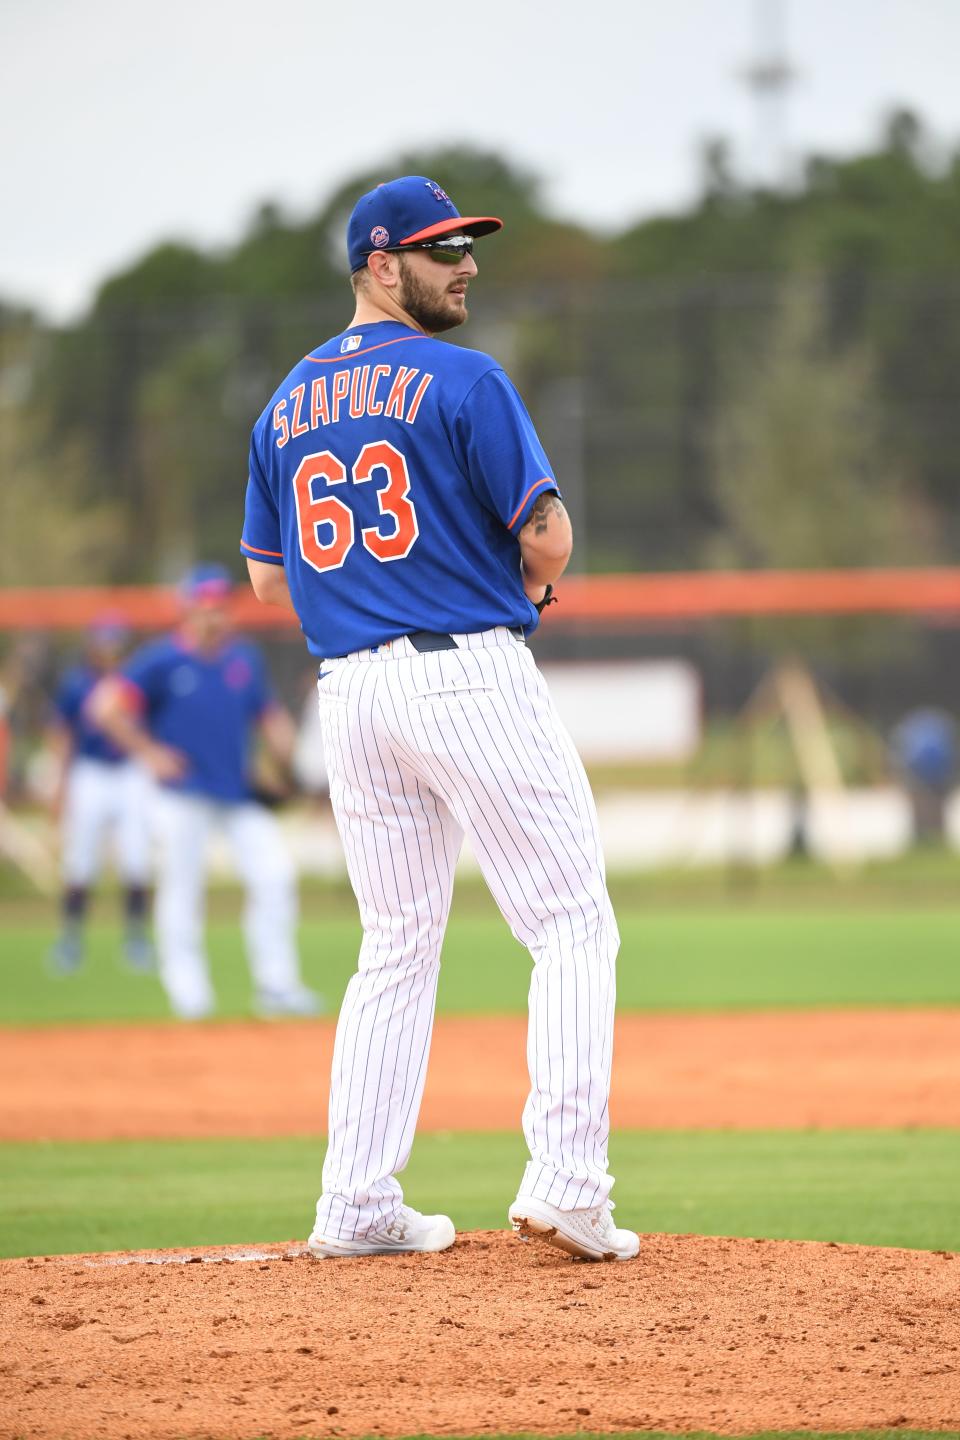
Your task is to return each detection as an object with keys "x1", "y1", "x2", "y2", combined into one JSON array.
[
  {"x1": 4, "y1": 569, "x2": 960, "y2": 631},
  {"x1": 554, "y1": 569, "x2": 960, "y2": 621}
]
